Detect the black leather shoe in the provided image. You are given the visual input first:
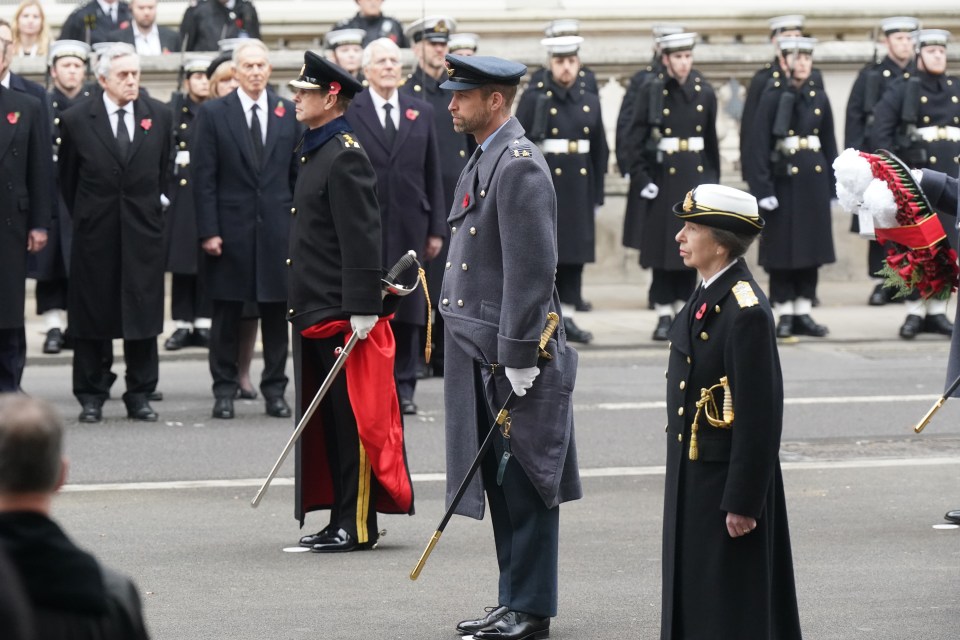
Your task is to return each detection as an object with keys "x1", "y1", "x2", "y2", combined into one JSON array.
[
  {"x1": 299, "y1": 524, "x2": 337, "y2": 548},
  {"x1": 793, "y1": 314, "x2": 828, "y2": 337},
  {"x1": 575, "y1": 299, "x2": 593, "y2": 312},
  {"x1": 776, "y1": 315, "x2": 794, "y2": 339},
  {"x1": 564, "y1": 317, "x2": 593, "y2": 344},
  {"x1": 147, "y1": 391, "x2": 163, "y2": 402},
  {"x1": 212, "y1": 397, "x2": 234, "y2": 419},
  {"x1": 78, "y1": 403, "x2": 102, "y2": 423},
  {"x1": 473, "y1": 610, "x2": 550, "y2": 640},
  {"x1": 651, "y1": 315, "x2": 671, "y2": 342},
  {"x1": 266, "y1": 397, "x2": 292, "y2": 418},
  {"x1": 400, "y1": 399, "x2": 418, "y2": 415},
  {"x1": 310, "y1": 528, "x2": 377, "y2": 553},
  {"x1": 457, "y1": 606, "x2": 510, "y2": 636},
  {"x1": 899, "y1": 314, "x2": 923, "y2": 339},
  {"x1": 192, "y1": 328, "x2": 211, "y2": 348},
  {"x1": 923, "y1": 314, "x2": 954, "y2": 336},
  {"x1": 126, "y1": 401, "x2": 158, "y2": 422},
  {"x1": 945, "y1": 510, "x2": 960, "y2": 524},
  {"x1": 868, "y1": 283, "x2": 888, "y2": 306},
  {"x1": 42, "y1": 328, "x2": 63, "y2": 354},
  {"x1": 164, "y1": 328, "x2": 193, "y2": 351},
  {"x1": 235, "y1": 387, "x2": 258, "y2": 400}
]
